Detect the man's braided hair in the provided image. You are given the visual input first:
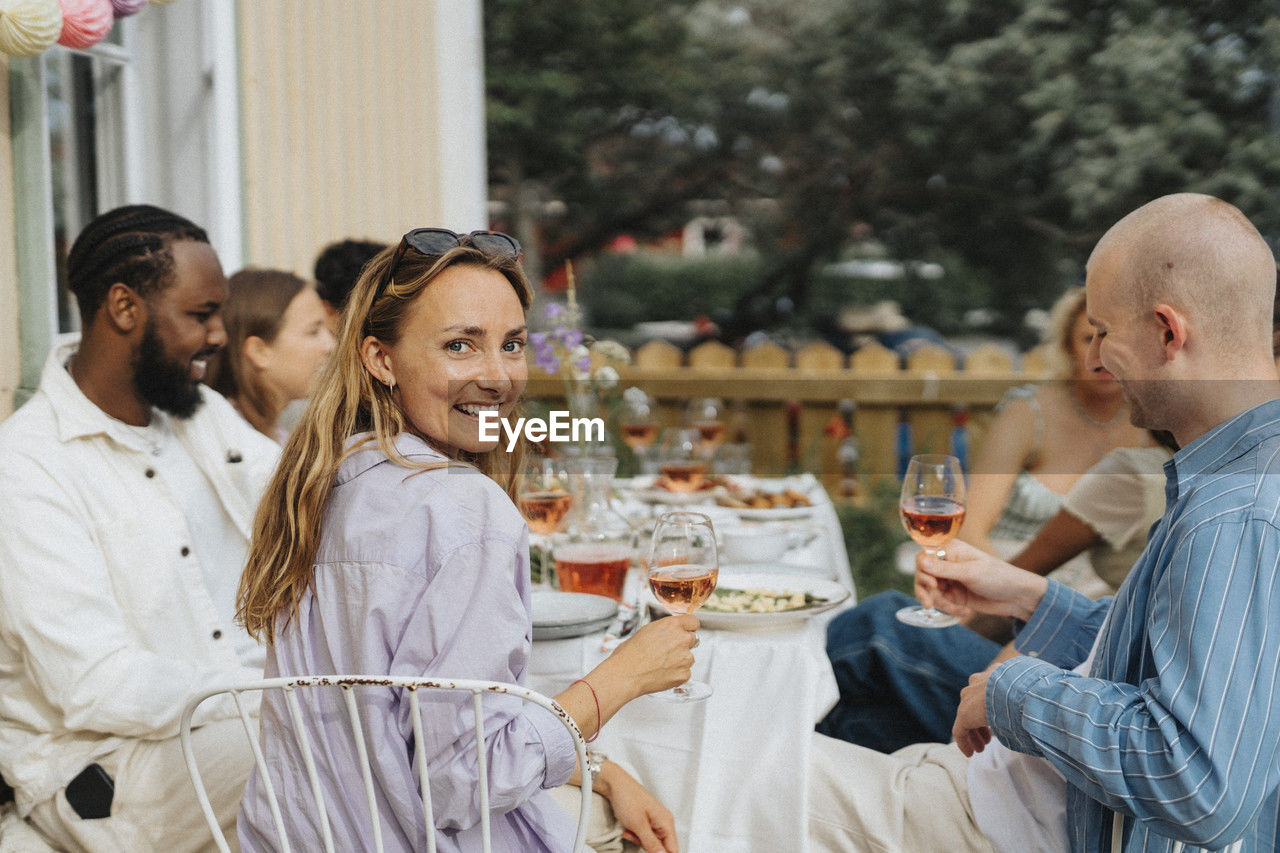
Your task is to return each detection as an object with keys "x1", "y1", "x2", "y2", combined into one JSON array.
[{"x1": 66, "y1": 204, "x2": 209, "y2": 321}]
